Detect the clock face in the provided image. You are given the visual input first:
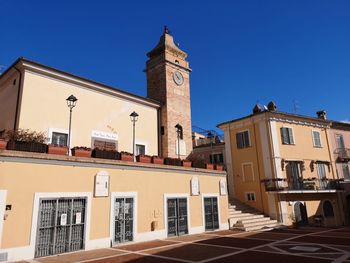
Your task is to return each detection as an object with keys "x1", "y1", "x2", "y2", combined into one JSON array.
[{"x1": 173, "y1": 71, "x2": 184, "y2": 86}]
